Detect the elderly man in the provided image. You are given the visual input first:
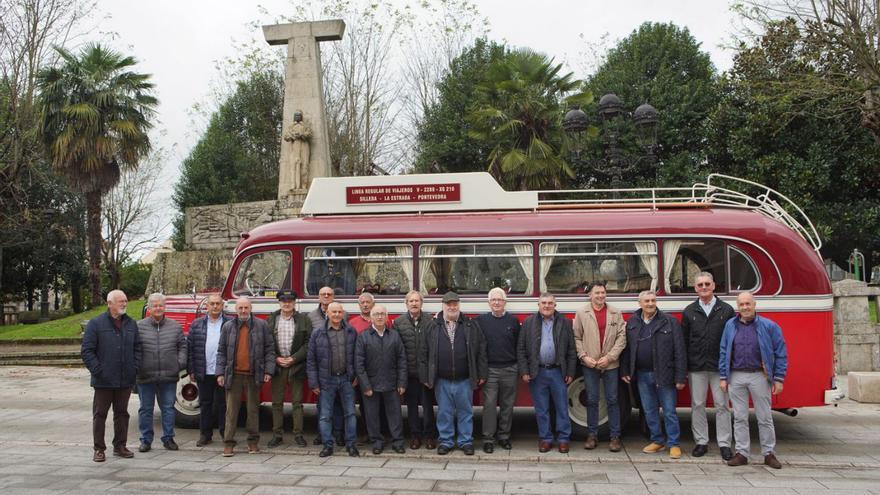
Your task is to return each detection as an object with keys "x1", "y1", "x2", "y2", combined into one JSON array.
[
  {"x1": 136, "y1": 293, "x2": 186, "y2": 453},
  {"x1": 573, "y1": 281, "x2": 627, "y2": 452},
  {"x1": 475, "y1": 287, "x2": 520, "y2": 453},
  {"x1": 518, "y1": 293, "x2": 577, "y2": 453},
  {"x1": 356, "y1": 305, "x2": 407, "y2": 454},
  {"x1": 187, "y1": 293, "x2": 231, "y2": 447},
  {"x1": 349, "y1": 292, "x2": 374, "y2": 334},
  {"x1": 420, "y1": 292, "x2": 487, "y2": 456},
  {"x1": 307, "y1": 286, "x2": 345, "y2": 445},
  {"x1": 216, "y1": 297, "x2": 275, "y2": 457},
  {"x1": 682, "y1": 272, "x2": 736, "y2": 460},
  {"x1": 267, "y1": 290, "x2": 312, "y2": 448},
  {"x1": 82, "y1": 290, "x2": 140, "y2": 462},
  {"x1": 307, "y1": 302, "x2": 360, "y2": 457},
  {"x1": 720, "y1": 292, "x2": 788, "y2": 469},
  {"x1": 621, "y1": 291, "x2": 687, "y2": 459},
  {"x1": 393, "y1": 290, "x2": 436, "y2": 450}
]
